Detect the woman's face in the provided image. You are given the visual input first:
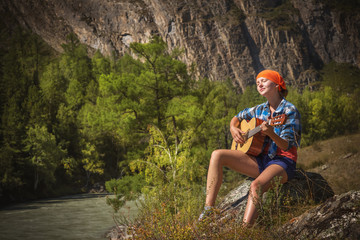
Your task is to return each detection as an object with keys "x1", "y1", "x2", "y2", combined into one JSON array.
[{"x1": 256, "y1": 77, "x2": 278, "y2": 97}]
